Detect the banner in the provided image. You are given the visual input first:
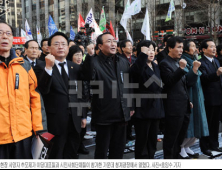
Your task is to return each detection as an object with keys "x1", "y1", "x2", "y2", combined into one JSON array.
[
  {"x1": 141, "y1": 7, "x2": 151, "y2": 40},
  {"x1": 70, "y1": 26, "x2": 75, "y2": 40},
  {"x1": 37, "y1": 26, "x2": 42, "y2": 46},
  {"x1": 126, "y1": 30, "x2": 133, "y2": 43},
  {"x1": 165, "y1": 0, "x2": 175, "y2": 22},
  {"x1": 99, "y1": 6, "x2": 106, "y2": 32},
  {"x1": 120, "y1": 0, "x2": 131, "y2": 30},
  {"x1": 124, "y1": 0, "x2": 141, "y2": 16},
  {"x1": 25, "y1": 19, "x2": 33, "y2": 41},
  {"x1": 13, "y1": 37, "x2": 26, "y2": 45},
  {"x1": 48, "y1": 15, "x2": 58, "y2": 36},
  {"x1": 78, "y1": 13, "x2": 85, "y2": 32},
  {"x1": 21, "y1": 29, "x2": 26, "y2": 37},
  {"x1": 85, "y1": 9, "x2": 102, "y2": 43}
]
